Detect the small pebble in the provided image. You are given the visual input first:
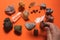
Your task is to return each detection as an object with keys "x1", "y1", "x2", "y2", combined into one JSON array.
[
  {"x1": 36, "y1": 10, "x2": 38, "y2": 12},
  {"x1": 39, "y1": 11, "x2": 40, "y2": 13},
  {"x1": 29, "y1": 6, "x2": 31, "y2": 8},
  {"x1": 29, "y1": 2, "x2": 36, "y2": 8},
  {"x1": 31, "y1": 11, "x2": 33, "y2": 14},
  {"x1": 33, "y1": 10, "x2": 36, "y2": 13},
  {"x1": 34, "y1": 29, "x2": 38, "y2": 36}
]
